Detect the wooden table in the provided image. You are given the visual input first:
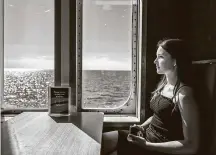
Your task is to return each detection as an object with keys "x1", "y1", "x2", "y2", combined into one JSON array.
[{"x1": 1, "y1": 112, "x2": 104, "y2": 155}]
